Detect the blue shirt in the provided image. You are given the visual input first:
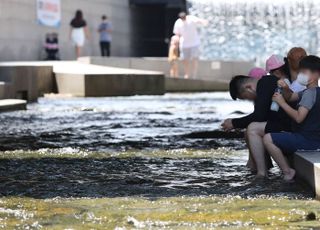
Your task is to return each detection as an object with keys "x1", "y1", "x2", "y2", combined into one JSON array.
[{"x1": 99, "y1": 22, "x2": 112, "y2": 42}]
